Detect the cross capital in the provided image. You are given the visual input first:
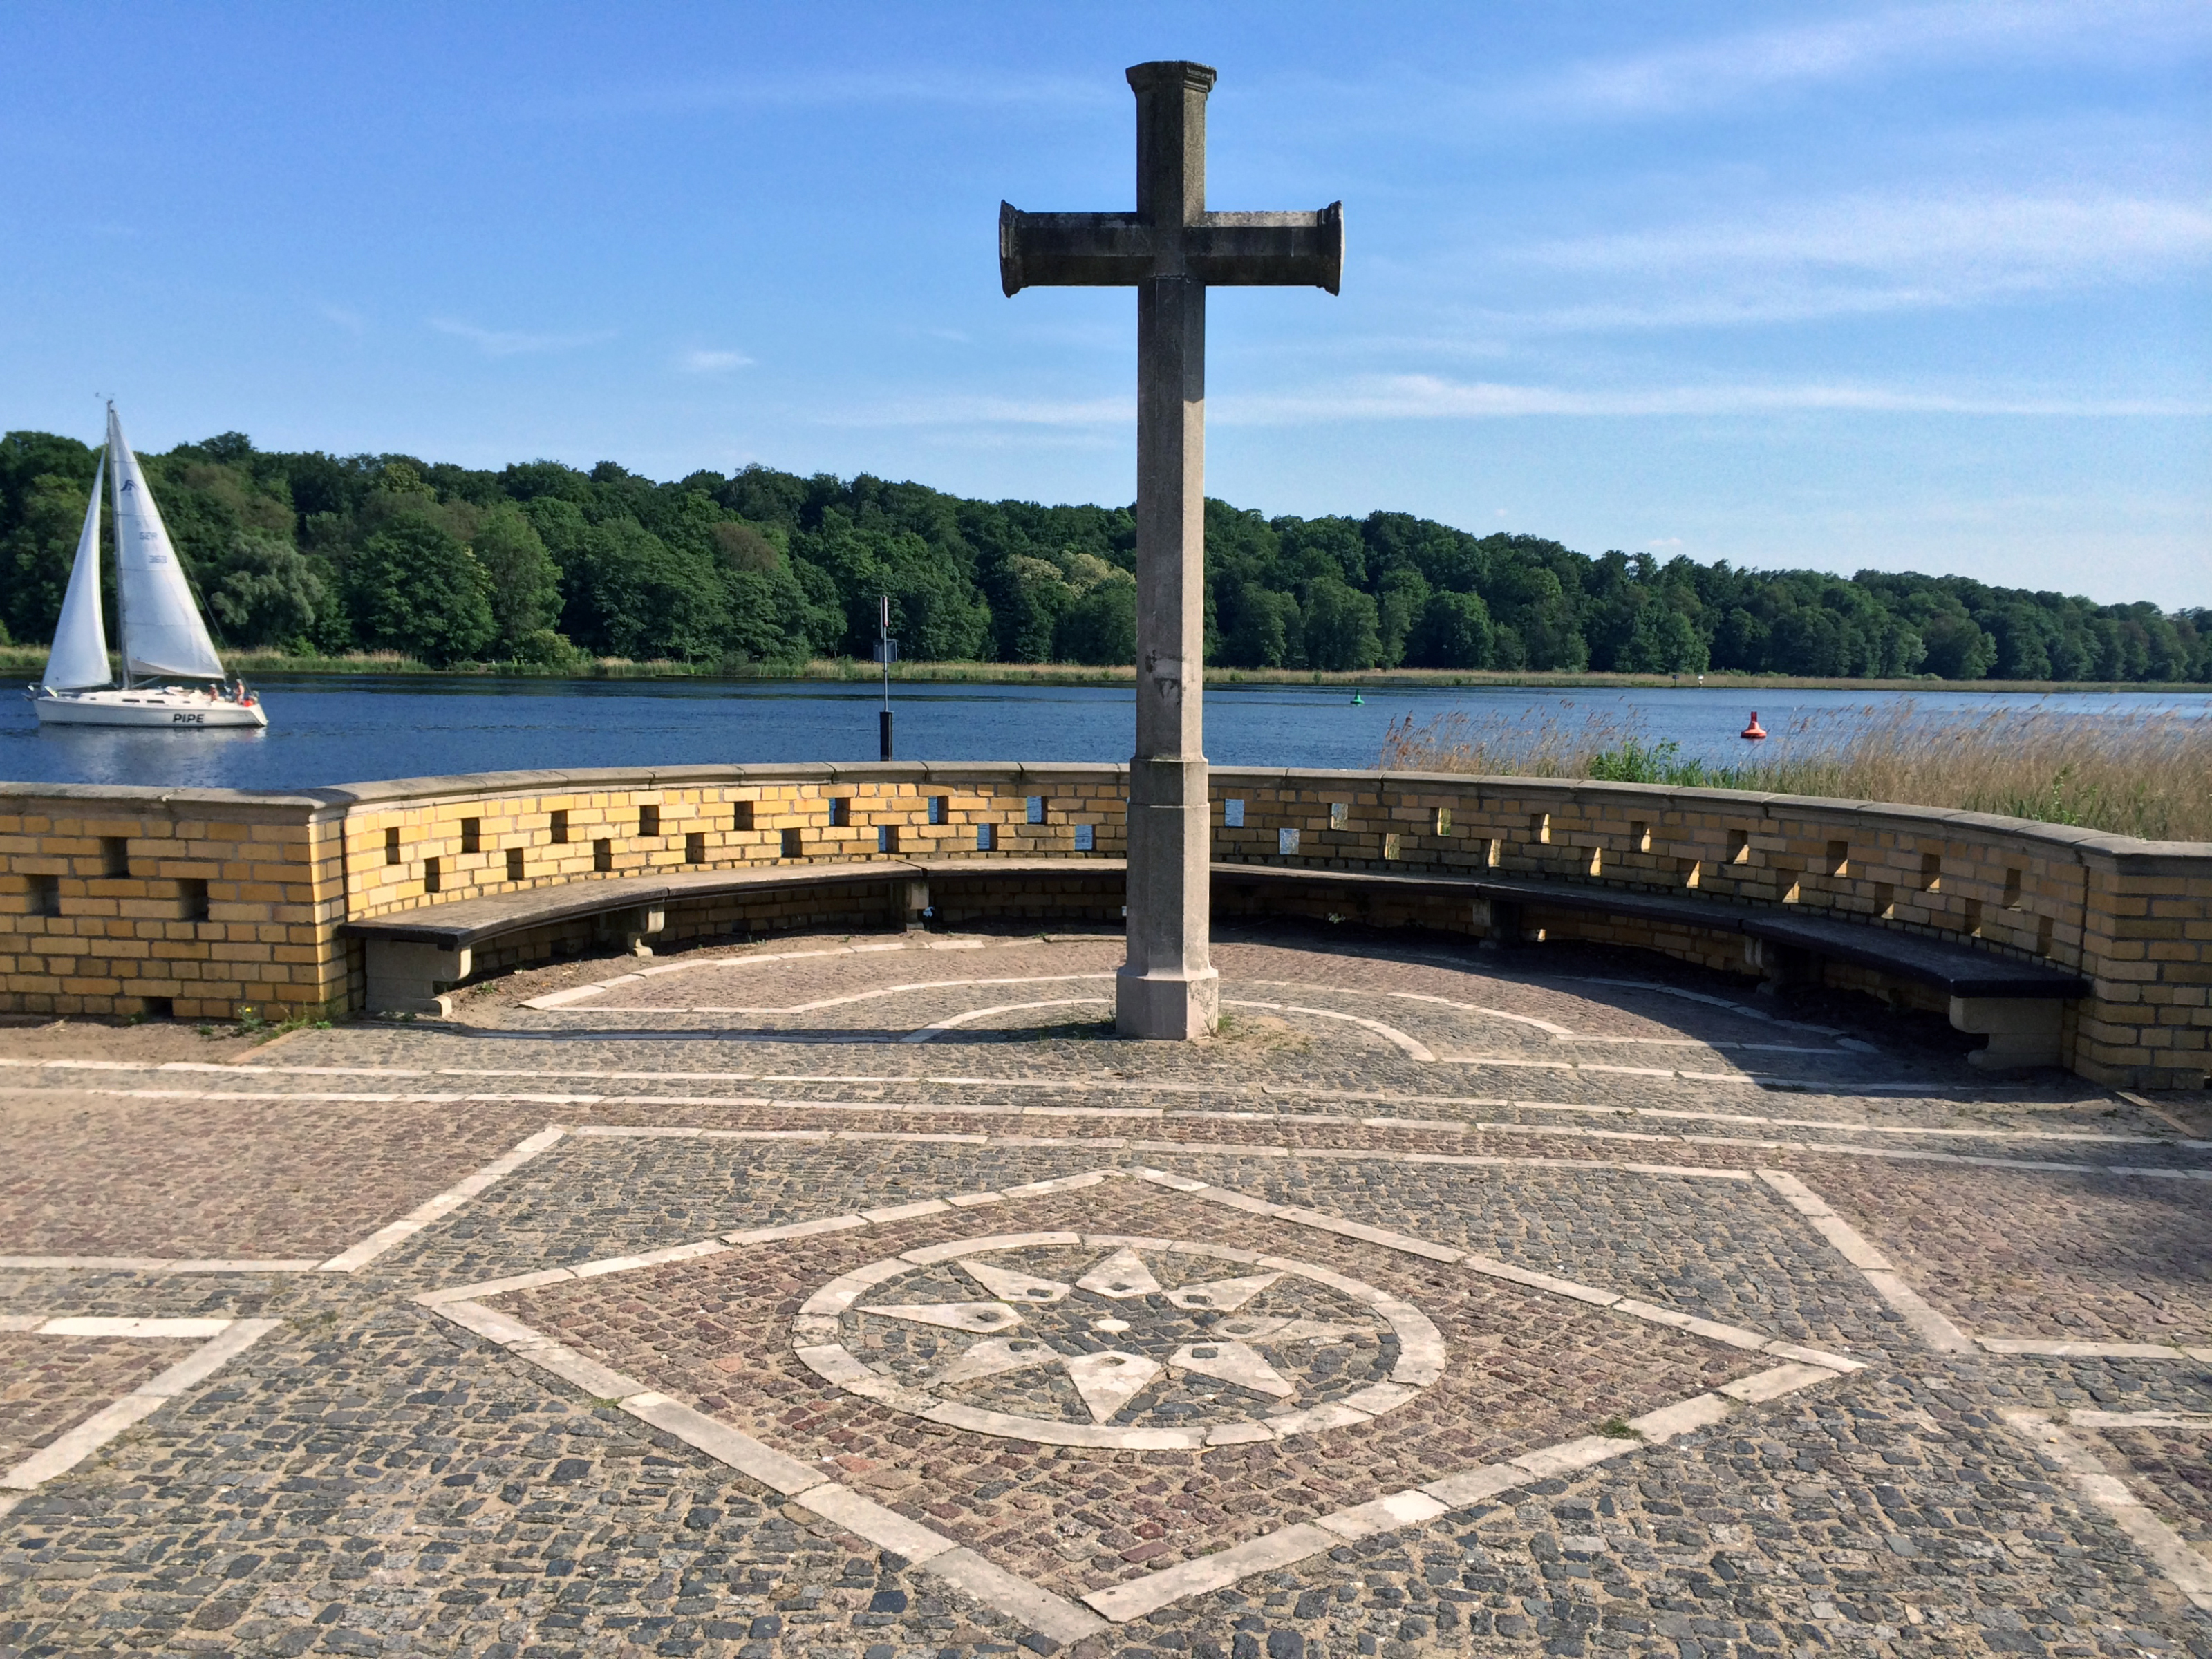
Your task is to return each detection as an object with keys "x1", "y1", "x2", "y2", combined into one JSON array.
[
  {"x1": 1127, "y1": 59, "x2": 1217, "y2": 229},
  {"x1": 999, "y1": 59, "x2": 1342, "y2": 297}
]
